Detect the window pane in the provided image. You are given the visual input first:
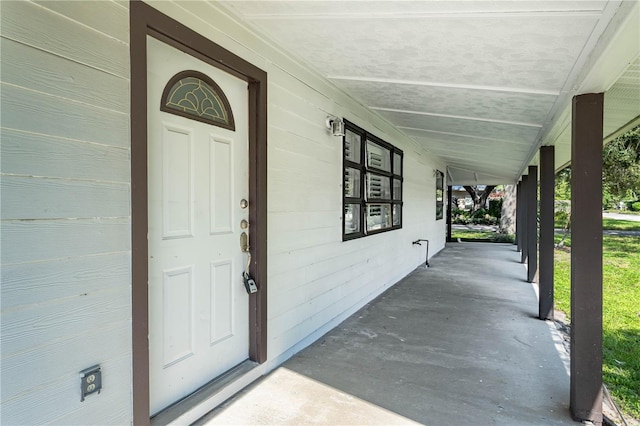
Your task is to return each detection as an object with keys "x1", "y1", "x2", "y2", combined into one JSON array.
[
  {"x1": 344, "y1": 204, "x2": 361, "y2": 234},
  {"x1": 366, "y1": 204, "x2": 392, "y2": 231},
  {"x1": 393, "y1": 153, "x2": 402, "y2": 175},
  {"x1": 436, "y1": 170, "x2": 444, "y2": 190},
  {"x1": 344, "y1": 168, "x2": 361, "y2": 198},
  {"x1": 393, "y1": 204, "x2": 401, "y2": 226},
  {"x1": 366, "y1": 140, "x2": 391, "y2": 172},
  {"x1": 344, "y1": 130, "x2": 361, "y2": 163},
  {"x1": 367, "y1": 174, "x2": 391, "y2": 199},
  {"x1": 436, "y1": 171, "x2": 444, "y2": 220},
  {"x1": 393, "y1": 178, "x2": 402, "y2": 200}
]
